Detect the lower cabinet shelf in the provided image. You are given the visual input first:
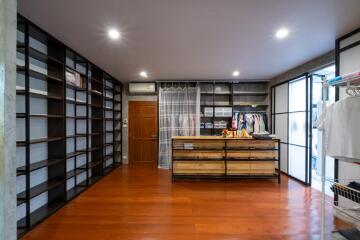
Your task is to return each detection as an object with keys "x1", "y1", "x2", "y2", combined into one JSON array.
[
  {"x1": 66, "y1": 185, "x2": 87, "y2": 201},
  {"x1": 17, "y1": 200, "x2": 66, "y2": 232}
]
